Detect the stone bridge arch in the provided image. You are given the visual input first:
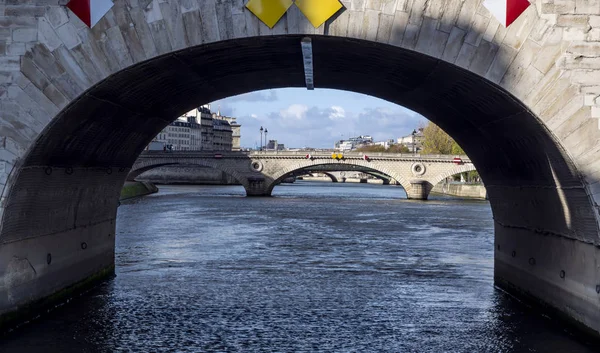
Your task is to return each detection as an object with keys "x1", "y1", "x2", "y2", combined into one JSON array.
[
  {"x1": 0, "y1": 0, "x2": 600, "y2": 337},
  {"x1": 262, "y1": 160, "x2": 413, "y2": 195},
  {"x1": 427, "y1": 163, "x2": 480, "y2": 188}
]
